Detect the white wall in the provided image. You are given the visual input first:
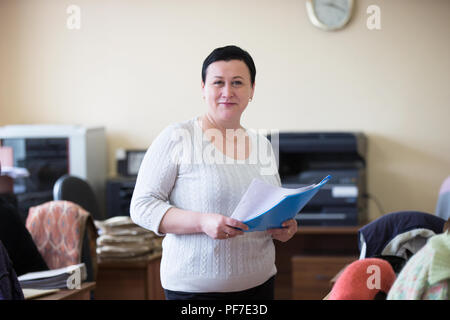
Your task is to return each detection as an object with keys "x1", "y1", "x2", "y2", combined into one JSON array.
[{"x1": 1, "y1": 0, "x2": 449, "y2": 221}]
